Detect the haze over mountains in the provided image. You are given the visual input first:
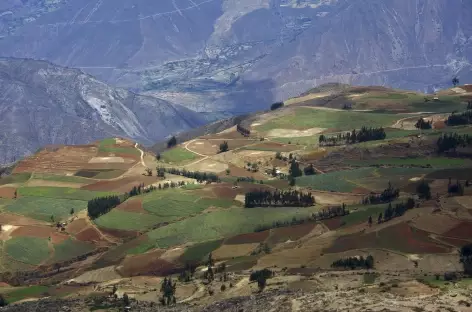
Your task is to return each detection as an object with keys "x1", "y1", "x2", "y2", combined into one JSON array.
[
  {"x1": 0, "y1": 58, "x2": 205, "y2": 165},
  {"x1": 1, "y1": 0, "x2": 471, "y2": 113}
]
